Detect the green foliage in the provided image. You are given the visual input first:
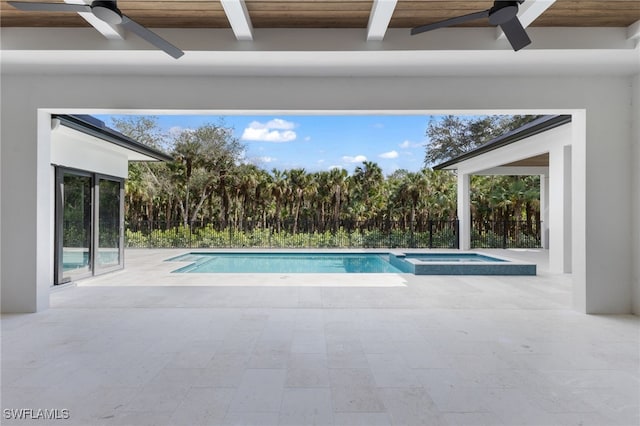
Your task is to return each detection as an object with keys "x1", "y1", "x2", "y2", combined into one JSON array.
[
  {"x1": 424, "y1": 114, "x2": 541, "y2": 166},
  {"x1": 125, "y1": 225, "x2": 461, "y2": 249}
]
